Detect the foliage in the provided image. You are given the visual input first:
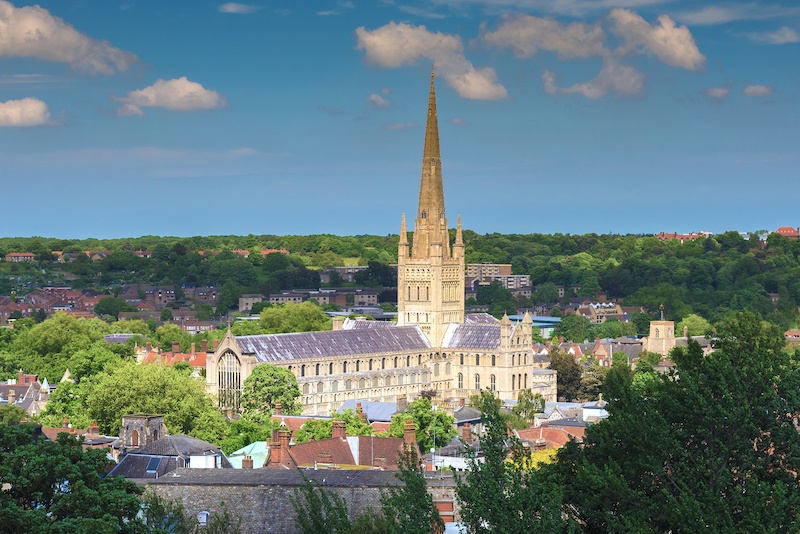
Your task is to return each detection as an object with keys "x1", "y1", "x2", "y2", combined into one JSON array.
[
  {"x1": 553, "y1": 313, "x2": 592, "y2": 343},
  {"x1": 292, "y1": 474, "x2": 354, "y2": 534},
  {"x1": 388, "y1": 397, "x2": 456, "y2": 453},
  {"x1": 557, "y1": 311, "x2": 800, "y2": 531},
  {"x1": 0, "y1": 424, "x2": 143, "y2": 532},
  {"x1": 380, "y1": 447, "x2": 444, "y2": 534},
  {"x1": 513, "y1": 388, "x2": 545, "y2": 424},
  {"x1": 294, "y1": 409, "x2": 373, "y2": 443},
  {"x1": 455, "y1": 390, "x2": 577, "y2": 533},
  {"x1": 240, "y1": 364, "x2": 302, "y2": 423},
  {"x1": 0, "y1": 404, "x2": 27, "y2": 425},
  {"x1": 548, "y1": 349, "x2": 582, "y2": 401},
  {"x1": 94, "y1": 296, "x2": 135, "y2": 320},
  {"x1": 258, "y1": 301, "x2": 331, "y2": 334},
  {"x1": 676, "y1": 313, "x2": 712, "y2": 338}
]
